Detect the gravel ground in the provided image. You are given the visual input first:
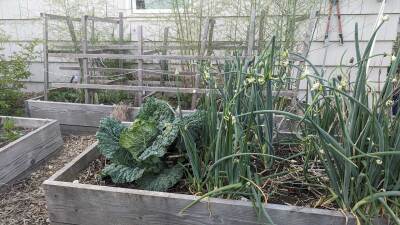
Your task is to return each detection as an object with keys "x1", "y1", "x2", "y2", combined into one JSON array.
[{"x1": 0, "y1": 135, "x2": 96, "y2": 225}]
